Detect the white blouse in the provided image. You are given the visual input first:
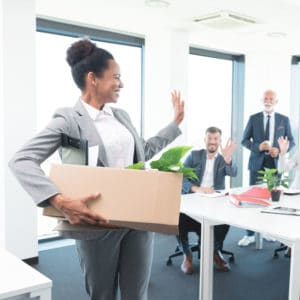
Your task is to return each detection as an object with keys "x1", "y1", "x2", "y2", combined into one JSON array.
[
  {"x1": 278, "y1": 151, "x2": 300, "y2": 189},
  {"x1": 81, "y1": 100, "x2": 134, "y2": 169}
]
